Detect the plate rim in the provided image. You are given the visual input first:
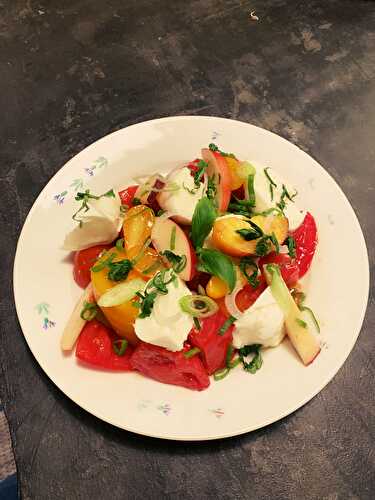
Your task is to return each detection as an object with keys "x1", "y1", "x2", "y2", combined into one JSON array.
[{"x1": 13, "y1": 115, "x2": 370, "y2": 440}]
